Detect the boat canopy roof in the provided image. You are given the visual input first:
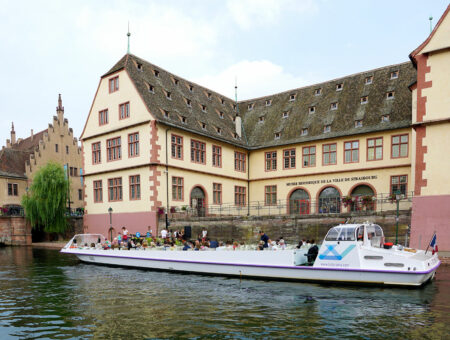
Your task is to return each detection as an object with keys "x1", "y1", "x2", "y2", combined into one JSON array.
[{"x1": 325, "y1": 224, "x2": 384, "y2": 242}]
